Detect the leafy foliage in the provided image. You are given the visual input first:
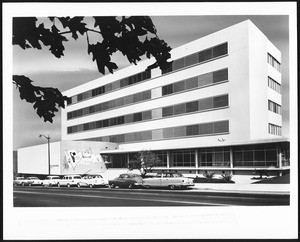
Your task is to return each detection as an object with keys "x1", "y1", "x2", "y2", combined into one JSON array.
[
  {"x1": 127, "y1": 150, "x2": 161, "y2": 177},
  {"x1": 13, "y1": 75, "x2": 68, "y2": 123},
  {"x1": 203, "y1": 171, "x2": 215, "y2": 181},
  {"x1": 13, "y1": 16, "x2": 172, "y2": 122},
  {"x1": 220, "y1": 172, "x2": 233, "y2": 183}
]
